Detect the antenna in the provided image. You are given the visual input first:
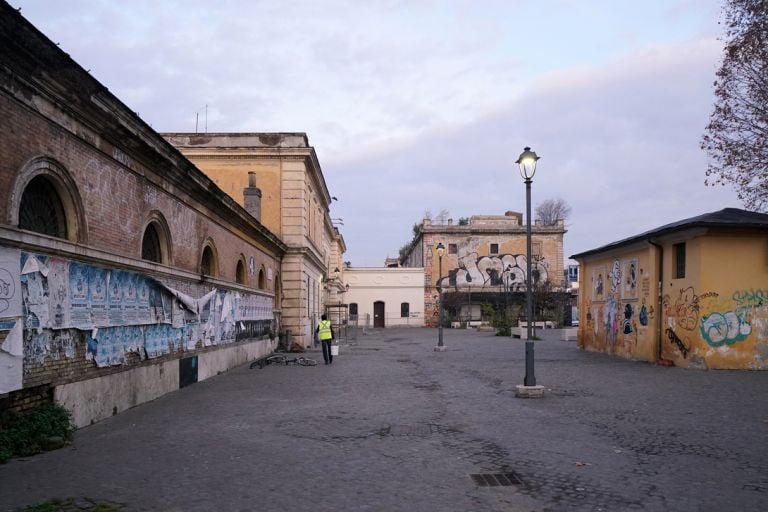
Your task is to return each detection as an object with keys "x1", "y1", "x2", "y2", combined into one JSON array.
[{"x1": 194, "y1": 104, "x2": 209, "y2": 133}]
